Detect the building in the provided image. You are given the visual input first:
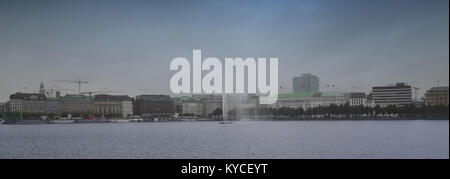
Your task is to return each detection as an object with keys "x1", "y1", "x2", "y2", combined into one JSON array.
[
  {"x1": 172, "y1": 95, "x2": 224, "y2": 117},
  {"x1": 93, "y1": 94, "x2": 134, "y2": 118},
  {"x1": 293, "y1": 73, "x2": 320, "y2": 93},
  {"x1": 60, "y1": 94, "x2": 95, "y2": 115},
  {"x1": 371, "y1": 83, "x2": 412, "y2": 107},
  {"x1": 193, "y1": 94, "x2": 223, "y2": 116},
  {"x1": 271, "y1": 92, "x2": 346, "y2": 110},
  {"x1": 45, "y1": 97, "x2": 61, "y2": 115},
  {"x1": 172, "y1": 97, "x2": 183, "y2": 114},
  {"x1": 348, "y1": 92, "x2": 367, "y2": 106},
  {"x1": 8, "y1": 99, "x2": 22, "y2": 113},
  {"x1": 134, "y1": 95, "x2": 173, "y2": 116},
  {"x1": 0, "y1": 103, "x2": 5, "y2": 114},
  {"x1": 180, "y1": 97, "x2": 203, "y2": 116},
  {"x1": 366, "y1": 93, "x2": 374, "y2": 107},
  {"x1": 424, "y1": 87, "x2": 449, "y2": 106},
  {"x1": 9, "y1": 92, "x2": 47, "y2": 114},
  {"x1": 39, "y1": 82, "x2": 45, "y2": 95}
]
